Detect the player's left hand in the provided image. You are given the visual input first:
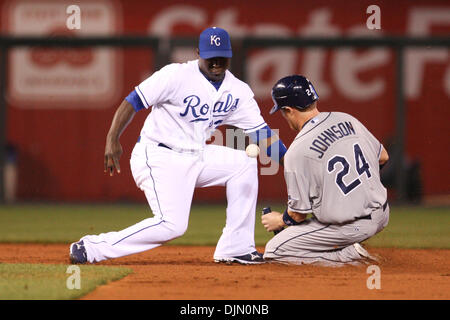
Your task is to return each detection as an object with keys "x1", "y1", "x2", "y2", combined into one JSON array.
[{"x1": 261, "y1": 211, "x2": 285, "y2": 232}]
